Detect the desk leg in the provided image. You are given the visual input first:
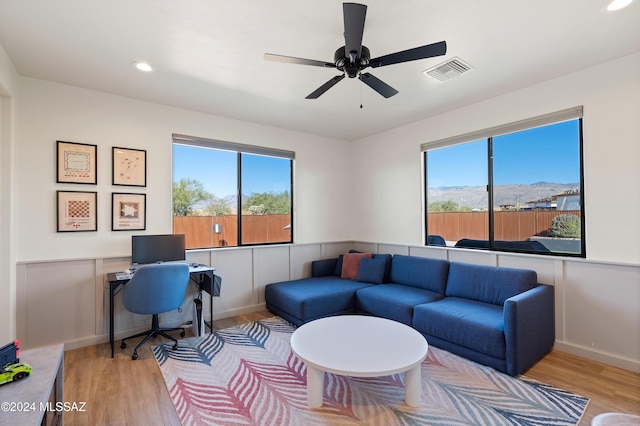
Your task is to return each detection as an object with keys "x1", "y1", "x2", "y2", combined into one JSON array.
[
  {"x1": 404, "y1": 365, "x2": 422, "y2": 407},
  {"x1": 306, "y1": 366, "x2": 324, "y2": 408},
  {"x1": 110, "y1": 283, "x2": 115, "y2": 358}
]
